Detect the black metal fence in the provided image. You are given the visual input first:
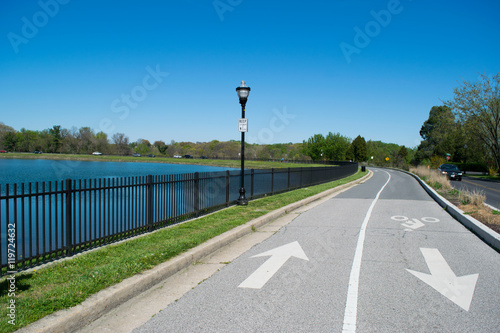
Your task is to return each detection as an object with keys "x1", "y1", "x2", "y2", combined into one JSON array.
[{"x1": 1, "y1": 163, "x2": 357, "y2": 275}]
